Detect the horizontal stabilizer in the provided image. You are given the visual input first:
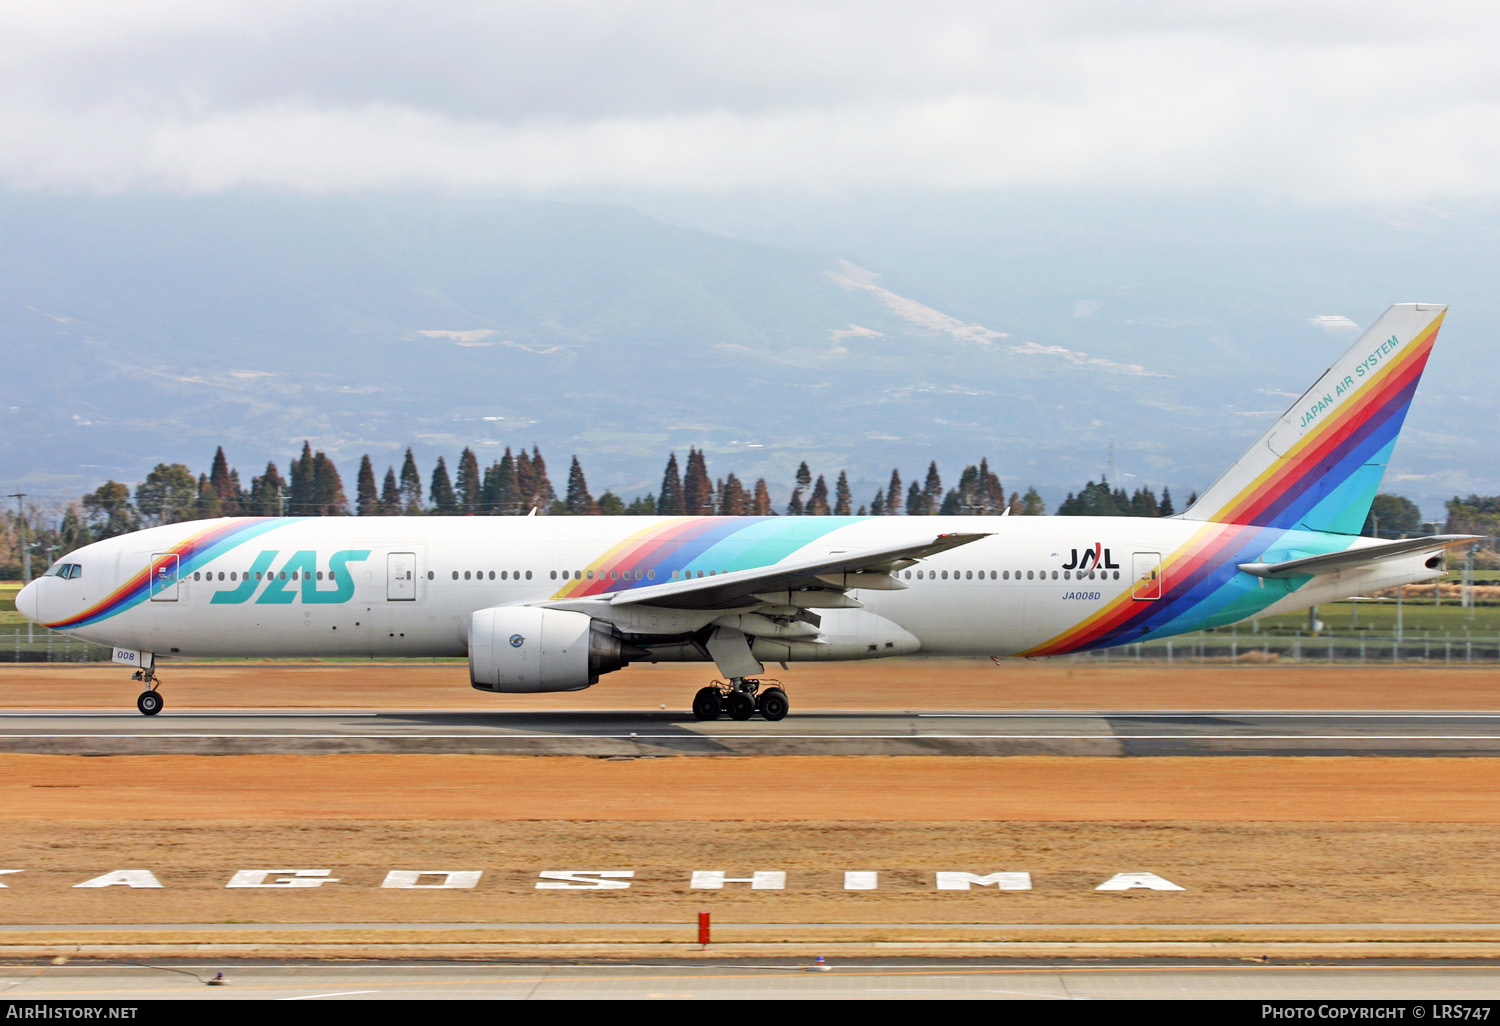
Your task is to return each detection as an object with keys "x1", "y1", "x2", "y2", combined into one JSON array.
[{"x1": 1239, "y1": 535, "x2": 1482, "y2": 580}]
